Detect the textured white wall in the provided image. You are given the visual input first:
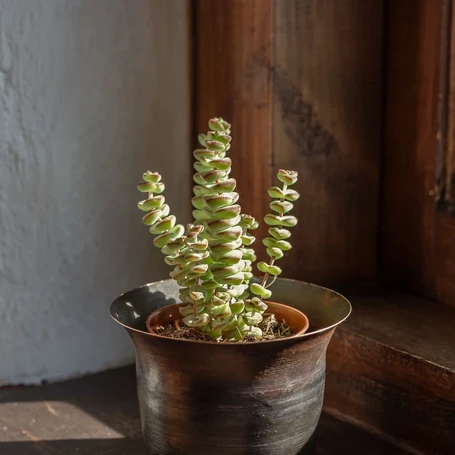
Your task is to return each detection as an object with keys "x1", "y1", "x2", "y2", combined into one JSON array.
[{"x1": 0, "y1": 0, "x2": 191, "y2": 385}]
